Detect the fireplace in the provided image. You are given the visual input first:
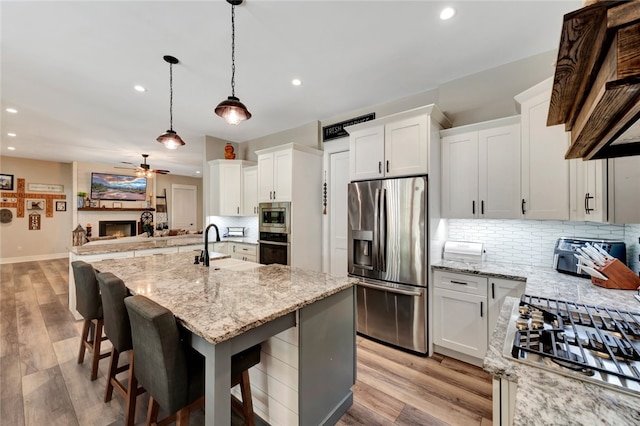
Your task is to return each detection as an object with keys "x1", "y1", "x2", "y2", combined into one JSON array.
[{"x1": 99, "y1": 220, "x2": 137, "y2": 237}]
